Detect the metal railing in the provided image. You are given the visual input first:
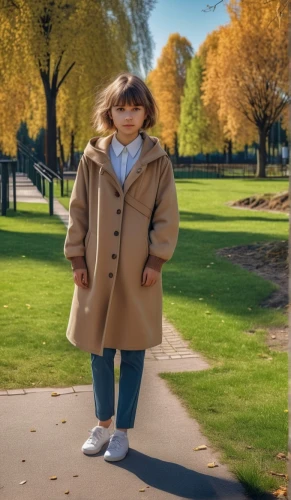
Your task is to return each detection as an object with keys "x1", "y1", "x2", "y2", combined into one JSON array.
[
  {"x1": 17, "y1": 141, "x2": 63, "y2": 215},
  {"x1": 173, "y1": 162, "x2": 289, "y2": 179}
]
